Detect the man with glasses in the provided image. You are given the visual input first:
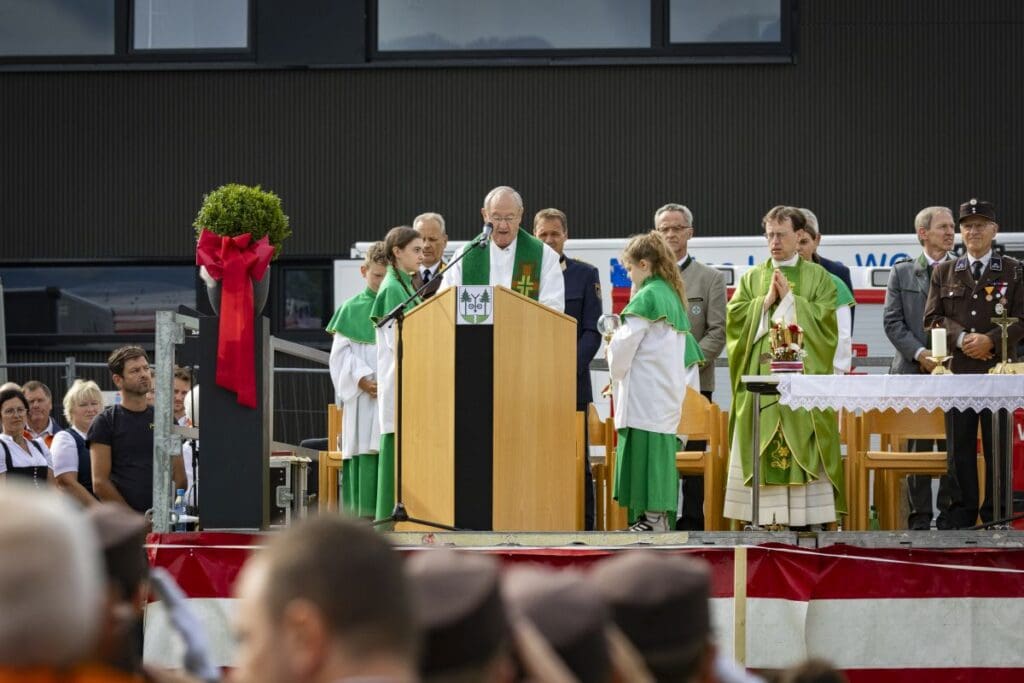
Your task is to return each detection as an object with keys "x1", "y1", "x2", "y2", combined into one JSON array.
[
  {"x1": 723, "y1": 206, "x2": 844, "y2": 528},
  {"x1": 654, "y1": 203, "x2": 726, "y2": 530},
  {"x1": 884, "y1": 206, "x2": 957, "y2": 529},
  {"x1": 924, "y1": 199, "x2": 1024, "y2": 528},
  {"x1": 439, "y1": 186, "x2": 565, "y2": 312}
]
